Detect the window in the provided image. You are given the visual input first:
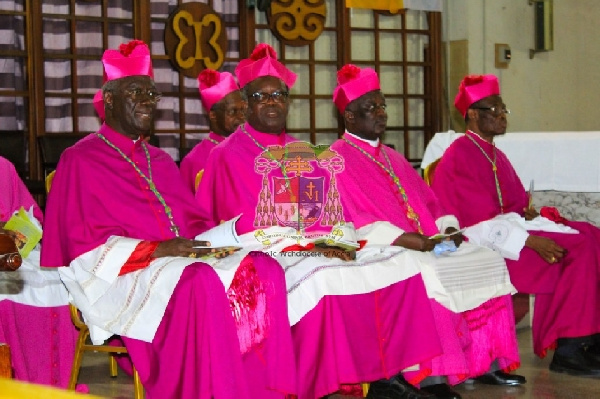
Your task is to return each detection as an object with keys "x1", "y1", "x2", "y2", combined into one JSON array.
[{"x1": 0, "y1": 0, "x2": 442, "y2": 177}]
